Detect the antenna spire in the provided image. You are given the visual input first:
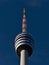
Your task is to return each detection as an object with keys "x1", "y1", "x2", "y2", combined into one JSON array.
[{"x1": 22, "y1": 8, "x2": 27, "y2": 33}]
